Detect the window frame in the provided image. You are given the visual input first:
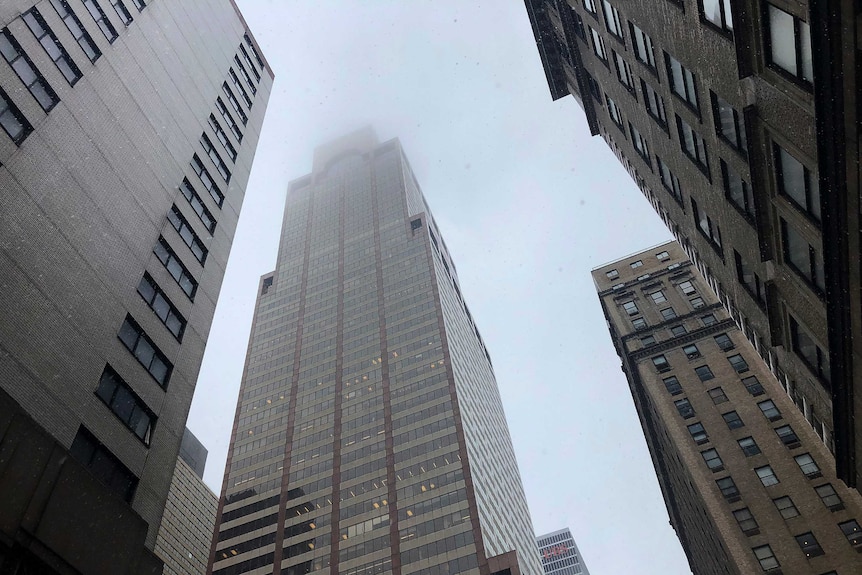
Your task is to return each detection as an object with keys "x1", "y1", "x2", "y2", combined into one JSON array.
[
  {"x1": 722, "y1": 410, "x2": 744, "y2": 429},
  {"x1": 22, "y1": 8, "x2": 82, "y2": 86},
  {"x1": 773, "y1": 496, "x2": 799, "y2": 519},
  {"x1": 630, "y1": 22, "x2": 656, "y2": 70},
  {"x1": 699, "y1": 0, "x2": 733, "y2": 35},
  {"x1": 117, "y1": 315, "x2": 173, "y2": 387},
  {"x1": 95, "y1": 365, "x2": 155, "y2": 445},
  {"x1": 711, "y1": 91, "x2": 748, "y2": 156},
  {"x1": 678, "y1": 116, "x2": 711, "y2": 178},
  {"x1": 665, "y1": 52, "x2": 699, "y2": 112},
  {"x1": 764, "y1": 3, "x2": 813, "y2": 89},
  {"x1": 780, "y1": 218, "x2": 825, "y2": 294},
  {"x1": 49, "y1": 0, "x2": 102, "y2": 62}
]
